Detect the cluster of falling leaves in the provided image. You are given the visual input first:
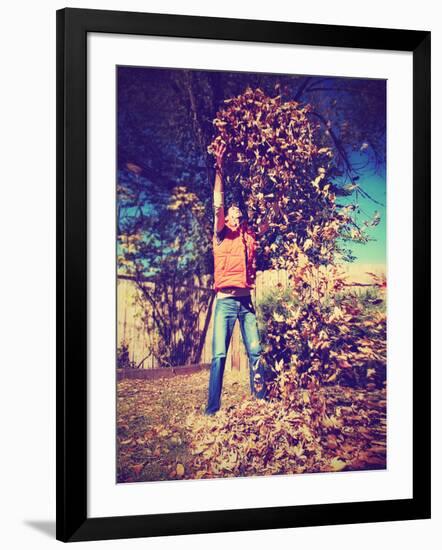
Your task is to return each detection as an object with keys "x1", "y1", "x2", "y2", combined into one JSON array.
[
  {"x1": 206, "y1": 87, "x2": 364, "y2": 269},
  {"x1": 261, "y1": 284, "x2": 387, "y2": 393},
  {"x1": 117, "y1": 368, "x2": 386, "y2": 483}
]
